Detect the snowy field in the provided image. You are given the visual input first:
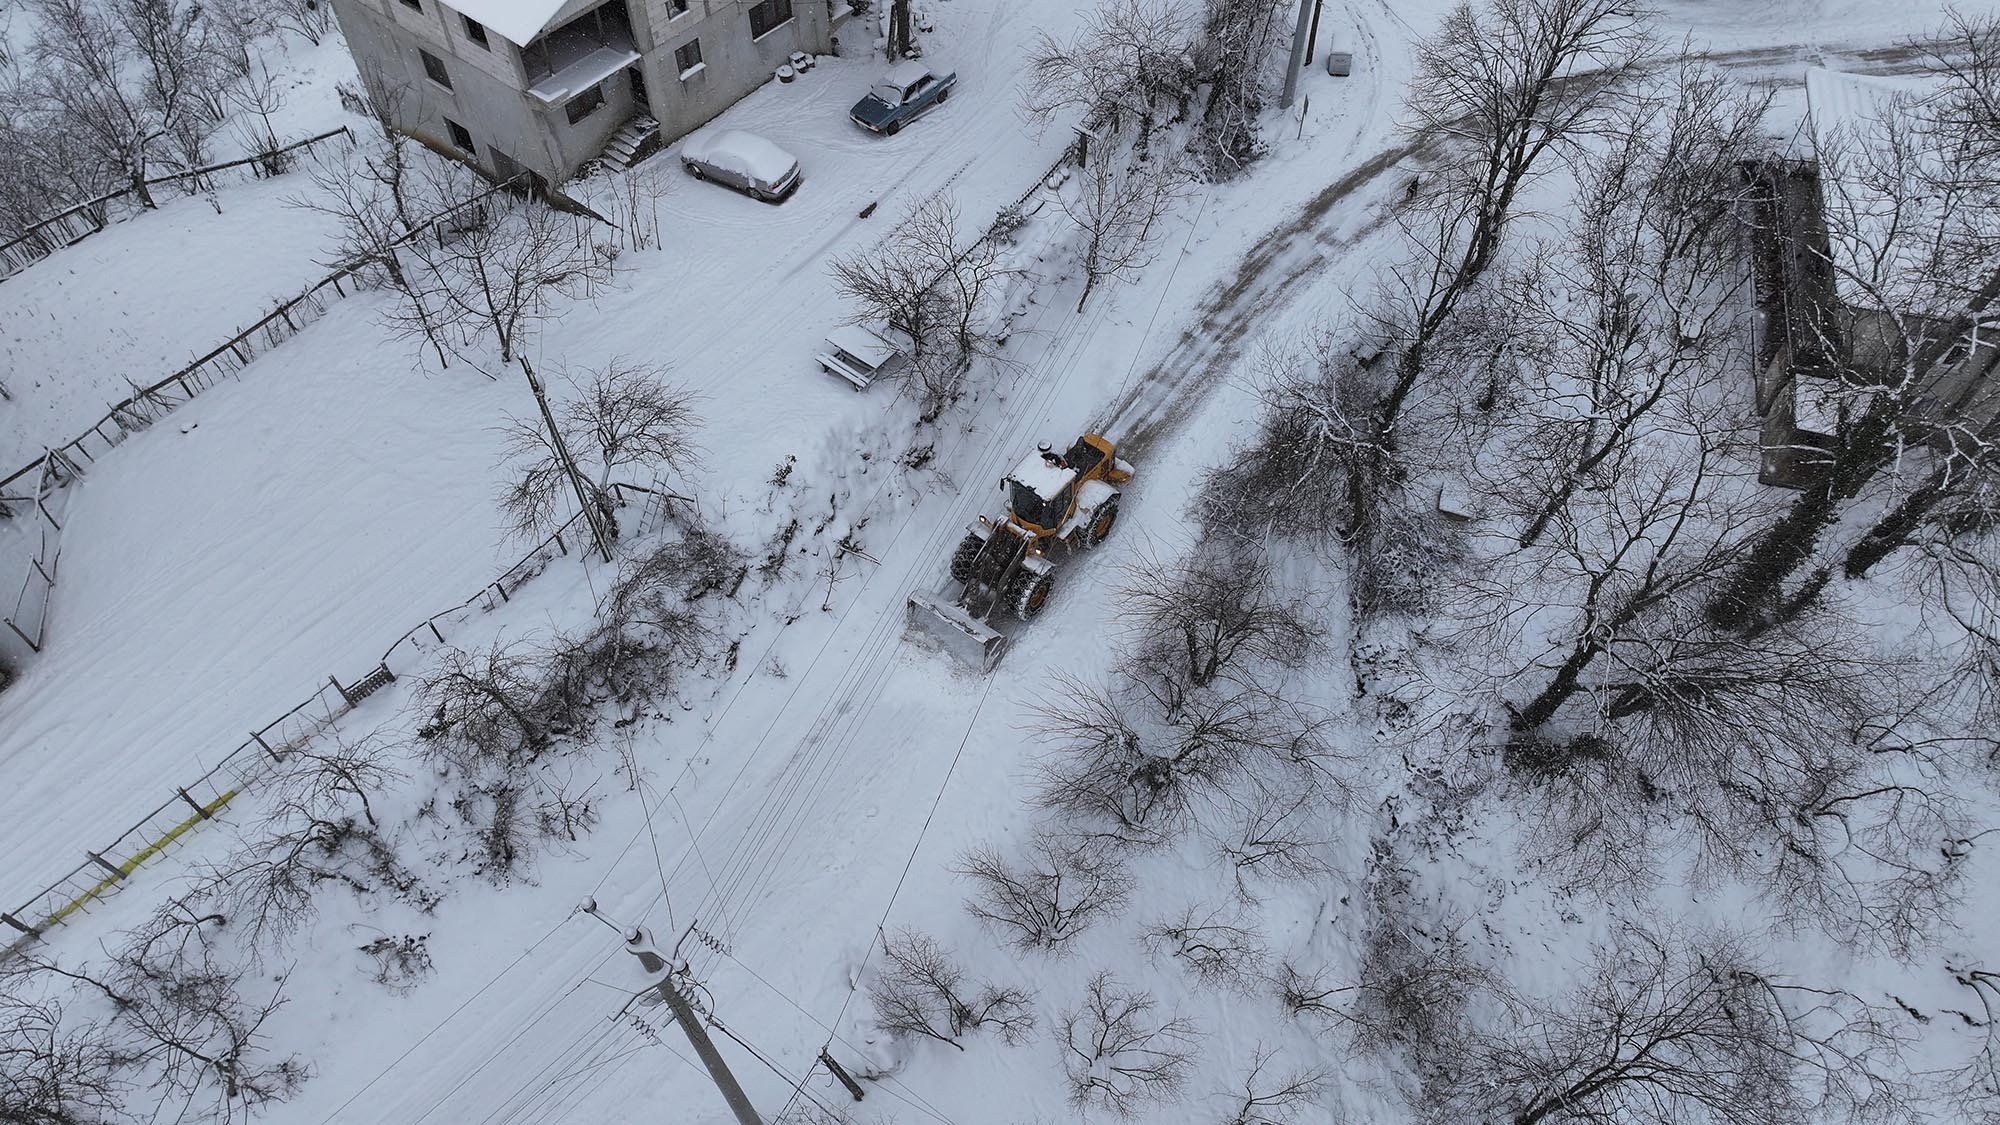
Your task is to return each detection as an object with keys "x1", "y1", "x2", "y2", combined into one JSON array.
[{"x1": 4, "y1": 0, "x2": 2000, "y2": 1123}]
